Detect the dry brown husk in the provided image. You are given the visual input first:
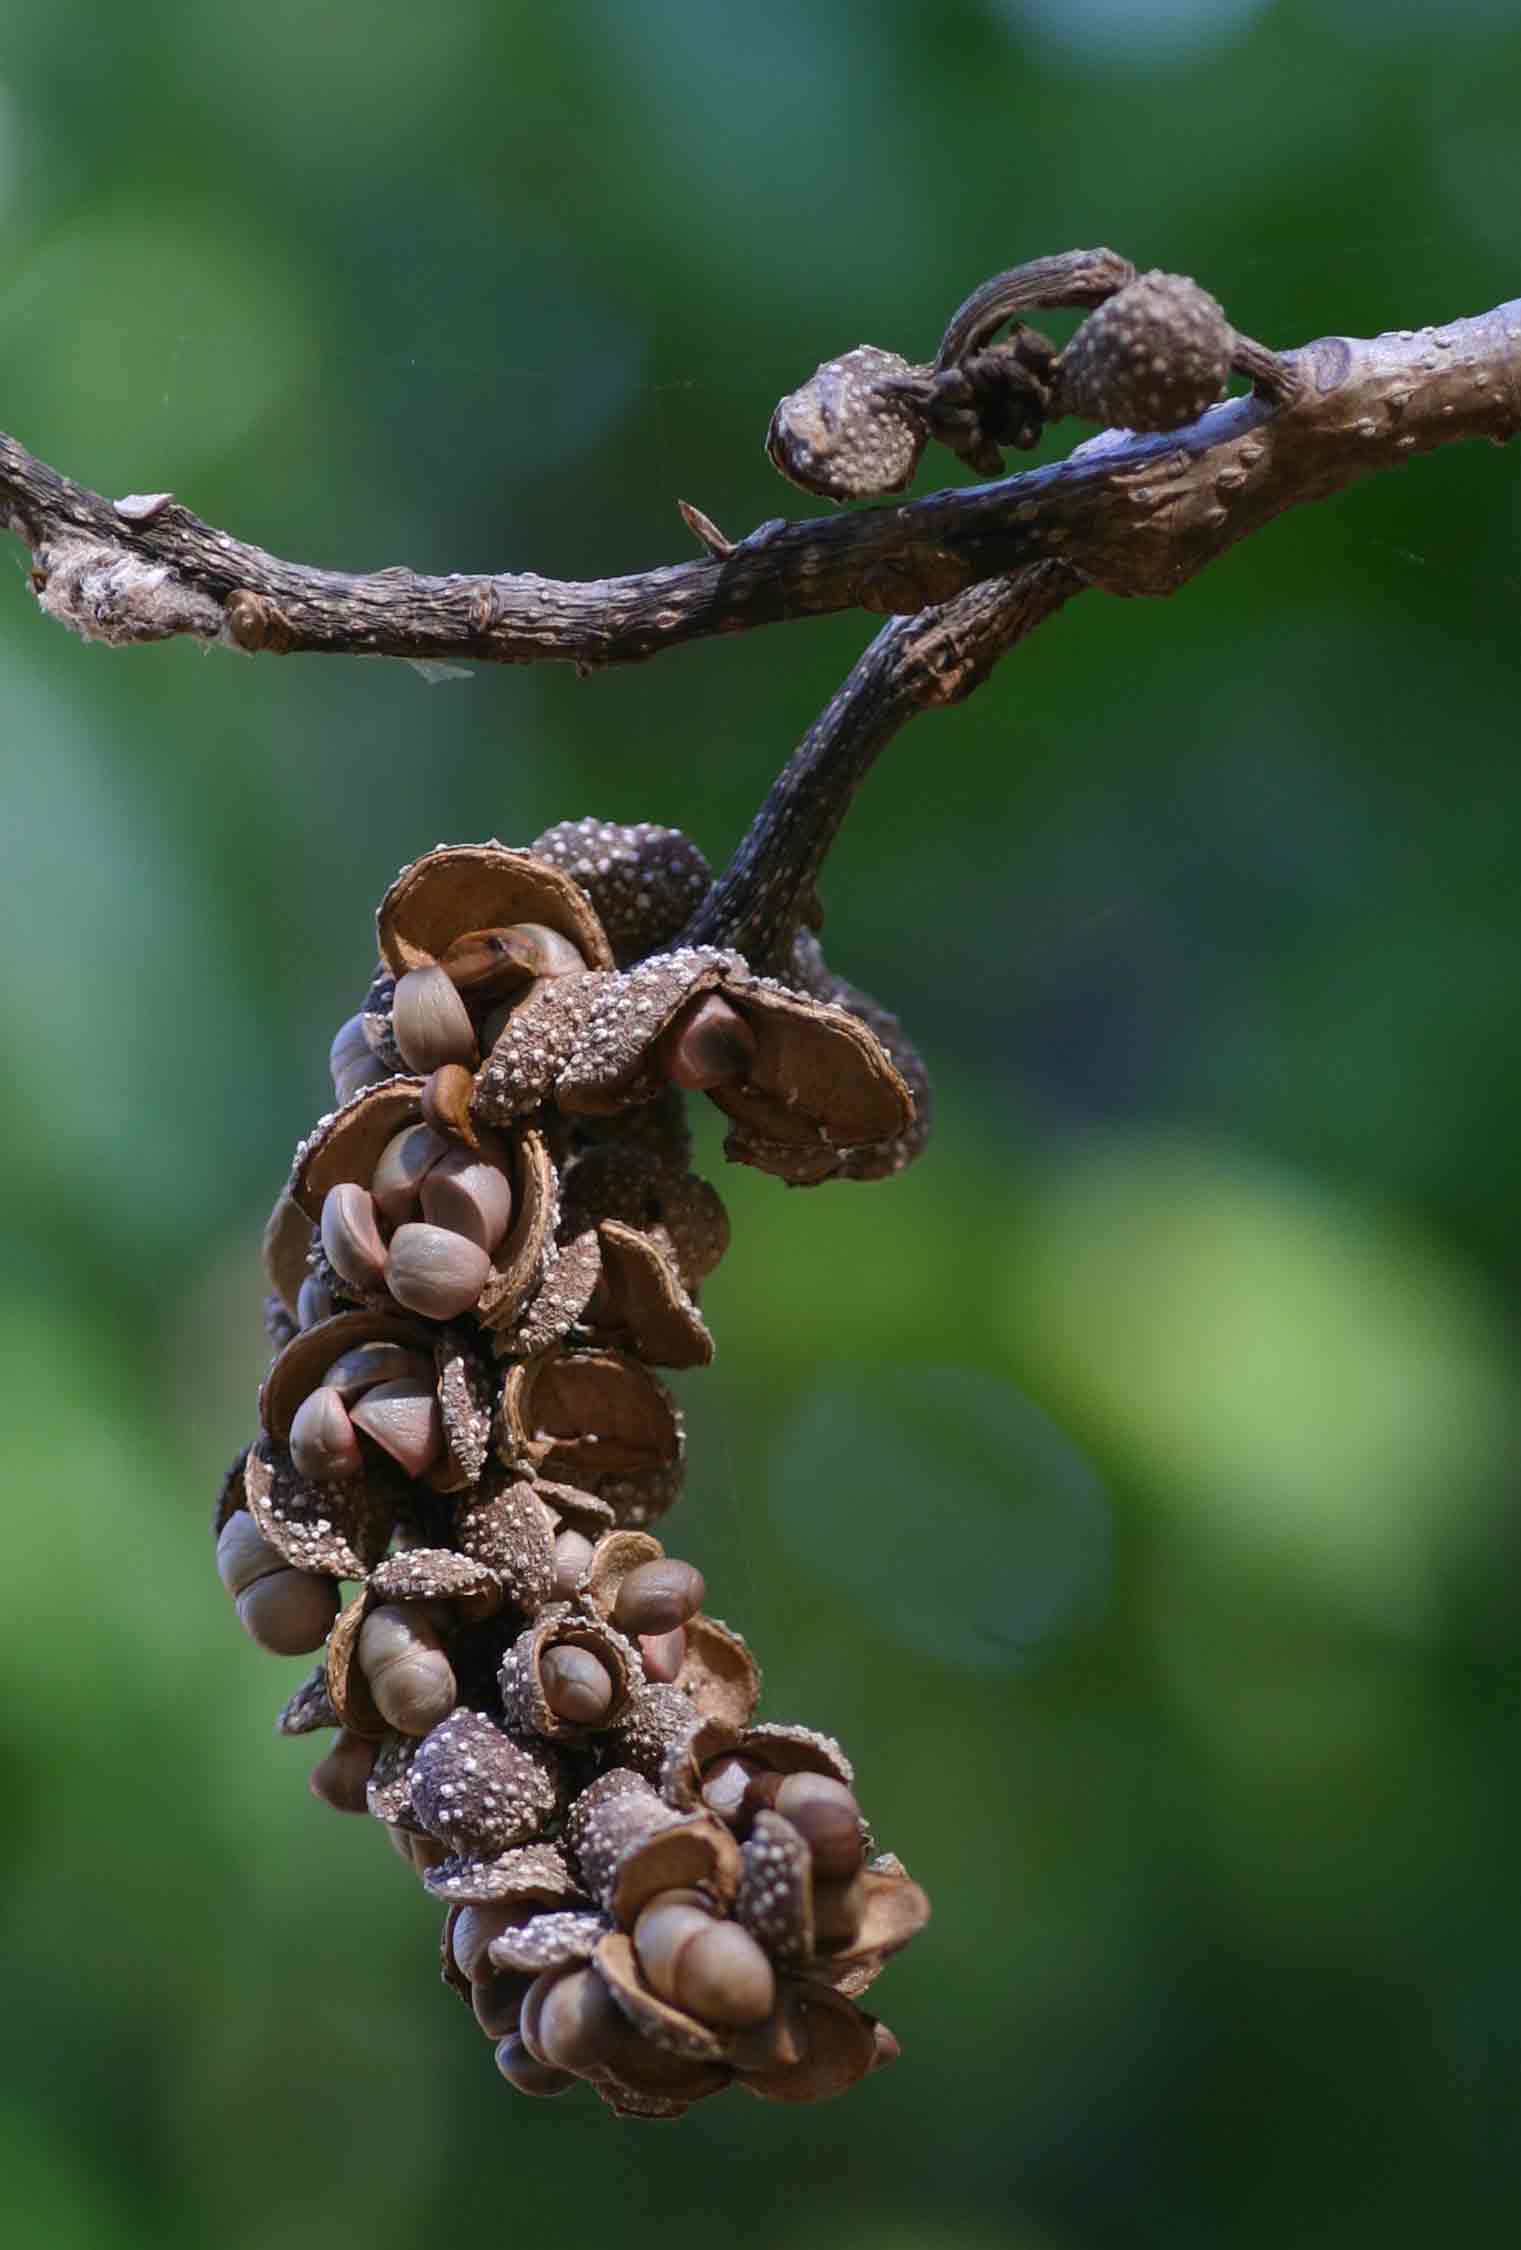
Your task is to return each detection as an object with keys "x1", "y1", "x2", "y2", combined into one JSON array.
[
  {"x1": 734, "y1": 1982, "x2": 877, "y2": 2104},
  {"x1": 676, "y1": 1615, "x2": 762, "y2": 1730},
  {"x1": 262, "y1": 1189, "x2": 315, "y2": 1318},
  {"x1": 498, "y1": 1602, "x2": 643, "y2": 1746},
  {"x1": 244, "y1": 1439, "x2": 398, "y2": 1580},
  {"x1": 376, "y1": 843, "x2": 614, "y2": 978},
  {"x1": 498, "y1": 1349, "x2": 681, "y2": 1482}
]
